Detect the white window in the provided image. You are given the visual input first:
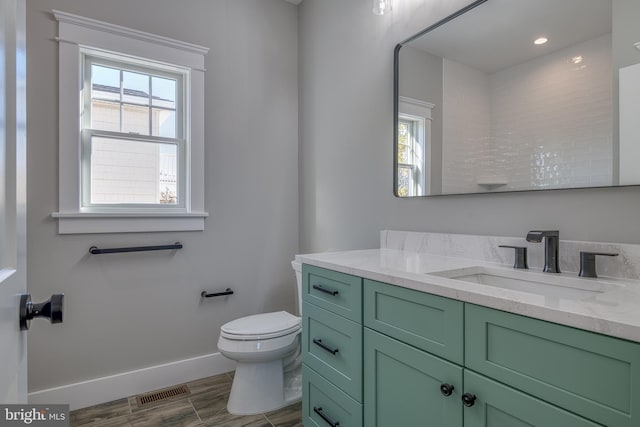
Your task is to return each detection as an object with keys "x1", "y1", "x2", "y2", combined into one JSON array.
[
  {"x1": 396, "y1": 97, "x2": 434, "y2": 197},
  {"x1": 82, "y1": 55, "x2": 184, "y2": 207},
  {"x1": 52, "y1": 10, "x2": 209, "y2": 234}
]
